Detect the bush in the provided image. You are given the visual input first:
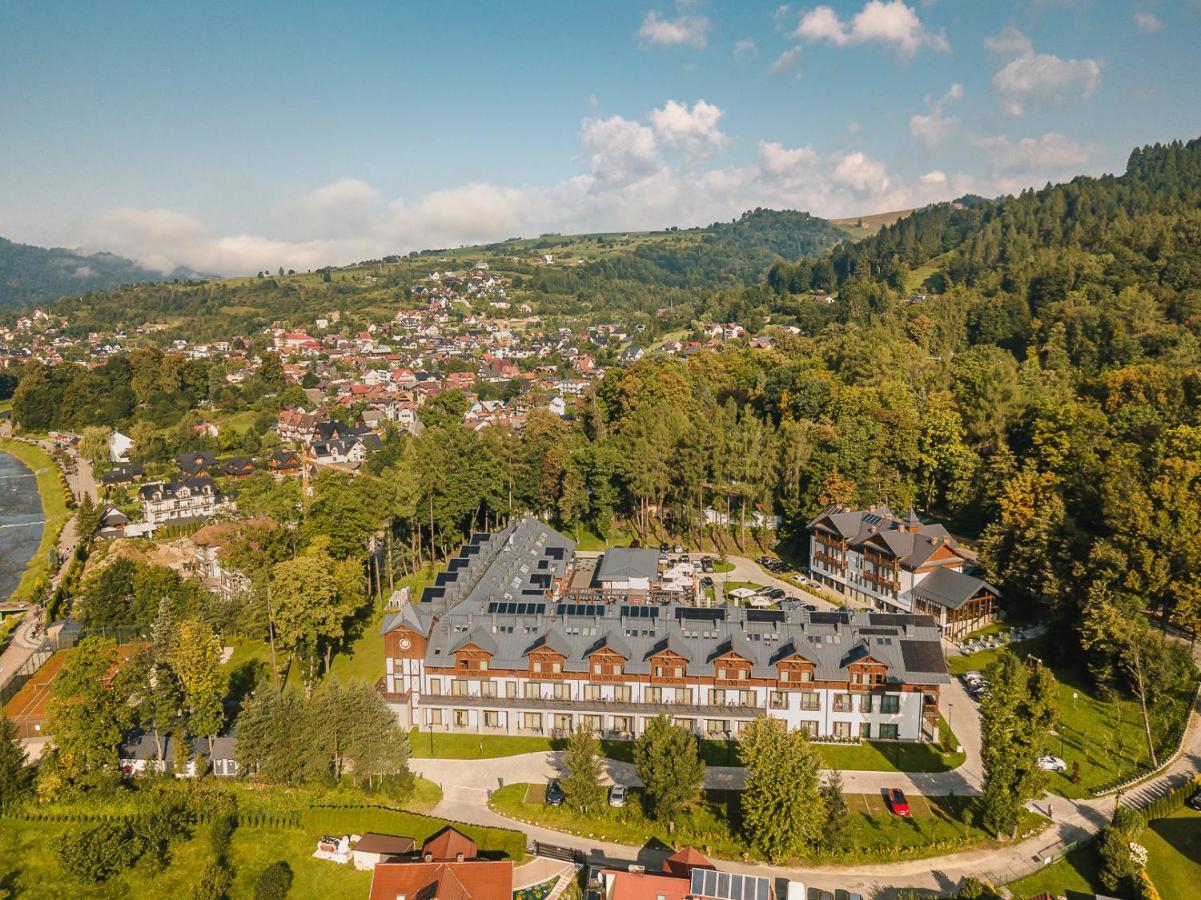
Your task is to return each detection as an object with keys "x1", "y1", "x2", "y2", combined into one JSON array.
[
  {"x1": 253, "y1": 860, "x2": 294, "y2": 899},
  {"x1": 191, "y1": 861, "x2": 232, "y2": 900},
  {"x1": 57, "y1": 822, "x2": 140, "y2": 883}
]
